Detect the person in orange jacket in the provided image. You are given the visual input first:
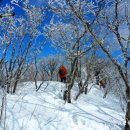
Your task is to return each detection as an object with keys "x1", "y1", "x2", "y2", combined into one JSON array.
[{"x1": 59, "y1": 65, "x2": 67, "y2": 83}]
